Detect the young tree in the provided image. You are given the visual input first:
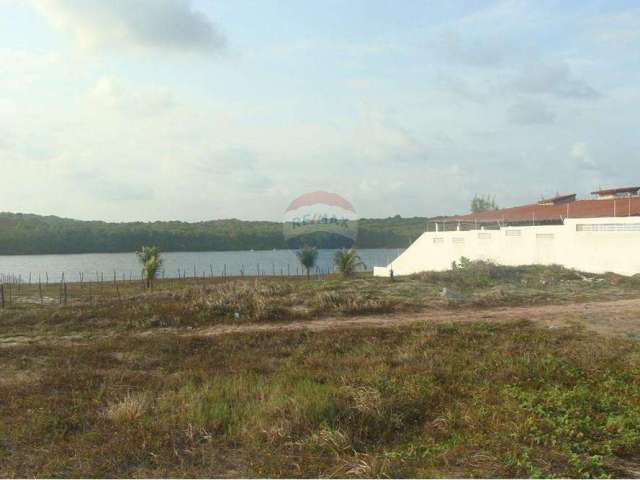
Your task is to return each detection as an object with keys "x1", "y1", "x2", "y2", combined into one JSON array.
[
  {"x1": 334, "y1": 248, "x2": 366, "y2": 277},
  {"x1": 296, "y1": 245, "x2": 318, "y2": 279},
  {"x1": 471, "y1": 194, "x2": 499, "y2": 213},
  {"x1": 137, "y1": 246, "x2": 163, "y2": 289}
]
